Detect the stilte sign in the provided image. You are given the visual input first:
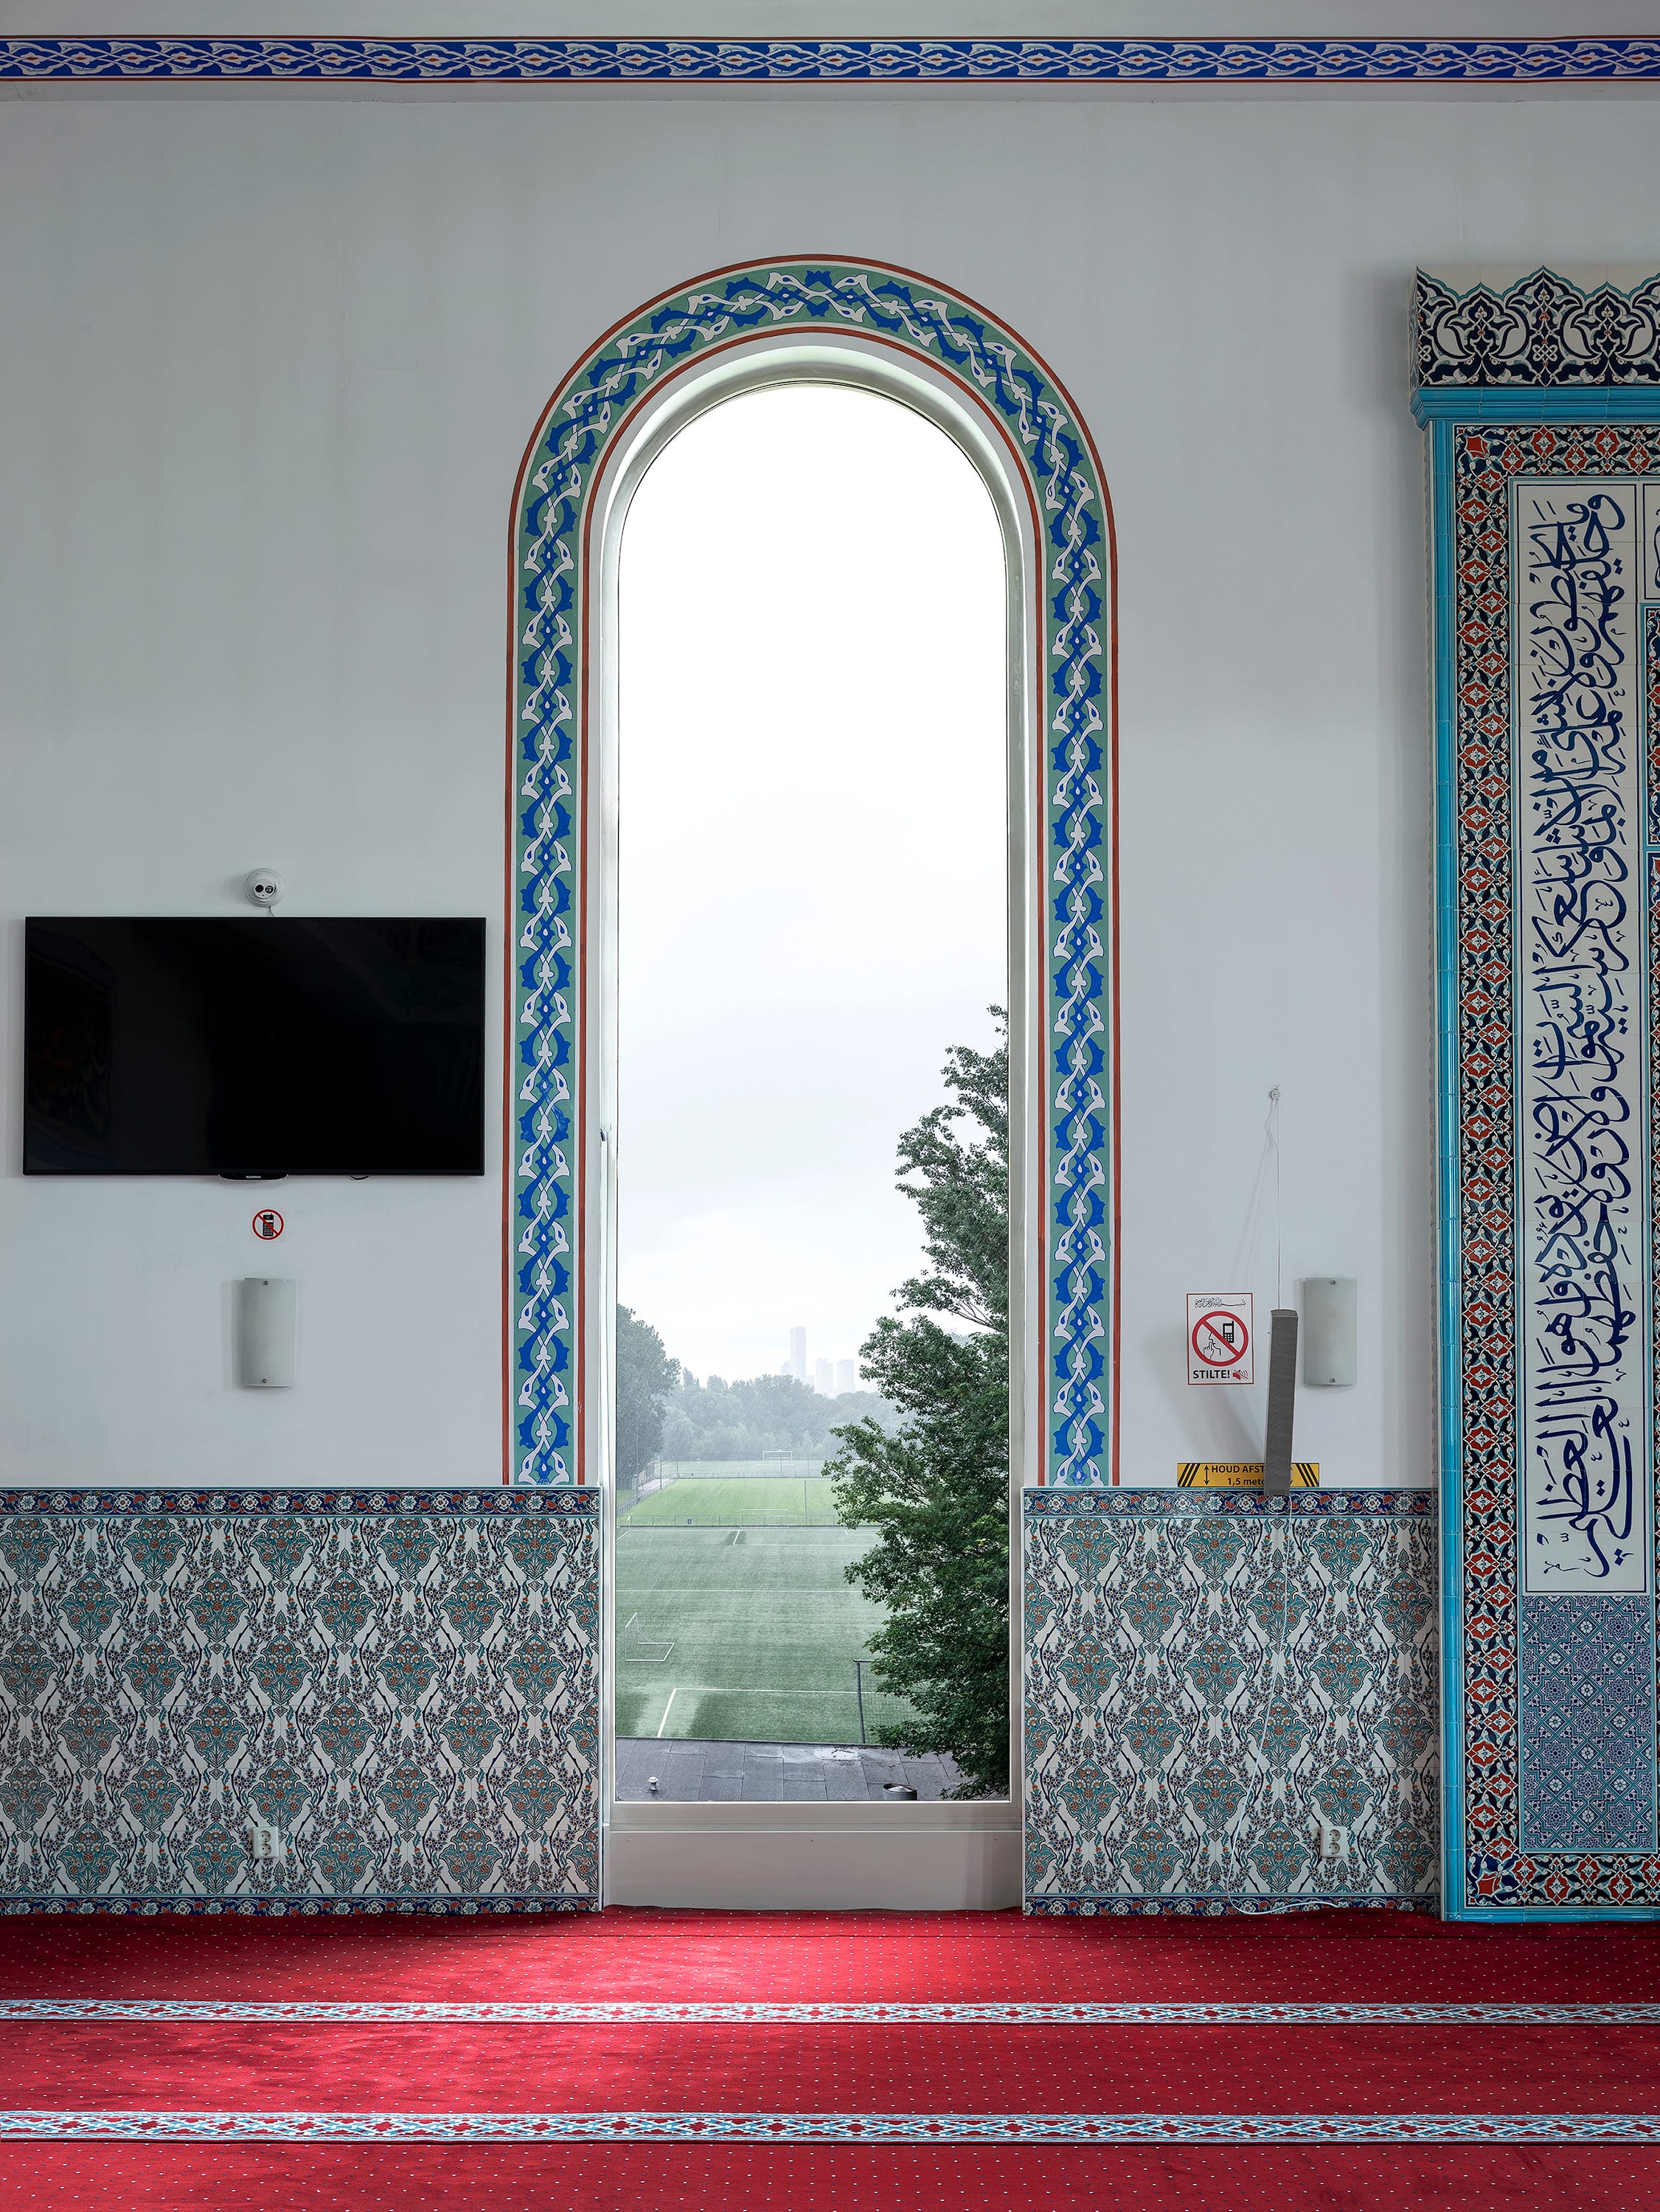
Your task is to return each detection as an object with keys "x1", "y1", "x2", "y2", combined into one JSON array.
[{"x1": 1186, "y1": 1293, "x2": 1253, "y2": 1385}]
